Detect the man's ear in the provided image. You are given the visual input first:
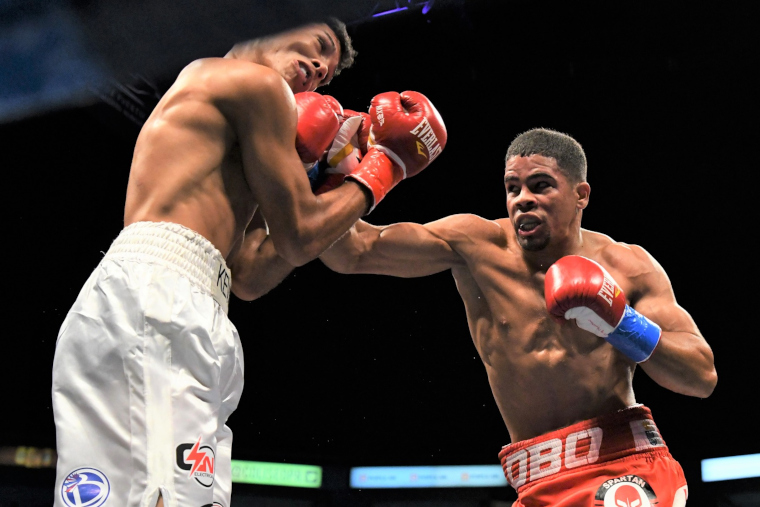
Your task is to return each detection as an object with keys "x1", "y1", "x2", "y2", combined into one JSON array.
[{"x1": 576, "y1": 181, "x2": 590, "y2": 210}]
